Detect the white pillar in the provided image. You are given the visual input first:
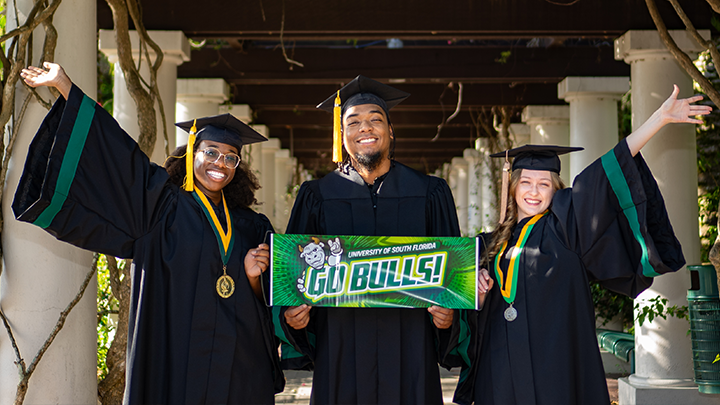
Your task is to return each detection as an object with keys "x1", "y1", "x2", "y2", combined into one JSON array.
[
  {"x1": 464, "y1": 149, "x2": 482, "y2": 236},
  {"x1": 450, "y1": 157, "x2": 469, "y2": 236},
  {"x1": 509, "y1": 123, "x2": 531, "y2": 147},
  {"x1": 261, "y1": 138, "x2": 280, "y2": 218},
  {"x1": 99, "y1": 30, "x2": 191, "y2": 164},
  {"x1": 1, "y1": 0, "x2": 96, "y2": 404},
  {"x1": 248, "y1": 125, "x2": 268, "y2": 213},
  {"x1": 176, "y1": 78, "x2": 230, "y2": 147},
  {"x1": 558, "y1": 76, "x2": 629, "y2": 181},
  {"x1": 615, "y1": 29, "x2": 716, "y2": 405},
  {"x1": 274, "y1": 150, "x2": 292, "y2": 233},
  {"x1": 475, "y1": 138, "x2": 496, "y2": 231},
  {"x1": 521, "y1": 106, "x2": 571, "y2": 184},
  {"x1": 219, "y1": 104, "x2": 252, "y2": 124}
]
